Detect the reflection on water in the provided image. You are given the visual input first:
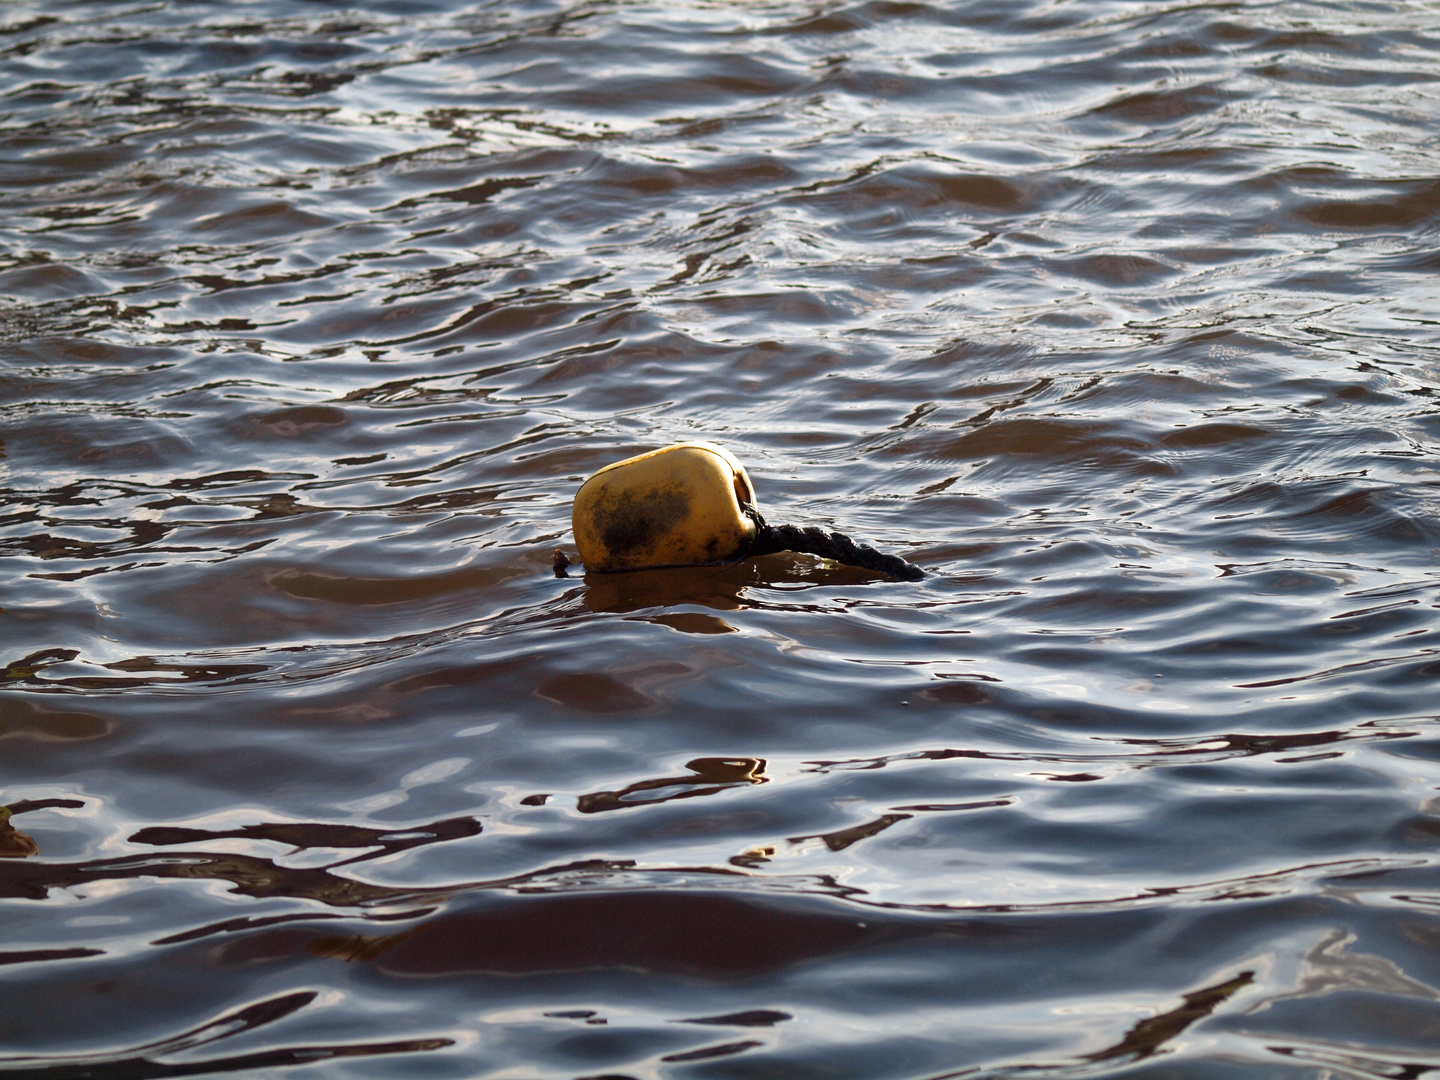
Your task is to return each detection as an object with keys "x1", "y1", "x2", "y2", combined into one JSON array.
[
  {"x1": 1083, "y1": 972, "x2": 1255, "y2": 1065},
  {"x1": 0, "y1": 991, "x2": 452, "y2": 1080},
  {"x1": 577, "y1": 756, "x2": 766, "y2": 814},
  {"x1": 0, "y1": 801, "x2": 83, "y2": 859},
  {"x1": 1258, "y1": 929, "x2": 1440, "y2": 1007},
  {"x1": 129, "y1": 815, "x2": 483, "y2": 868},
  {"x1": 5, "y1": 0, "x2": 1440, "y2": 1074},
  {"x1": 0, "y1": 847, "x2": 412, "y2": 908},
  {"x1": 0, "y1": 808, "x2": 37, "y2": 859}
]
